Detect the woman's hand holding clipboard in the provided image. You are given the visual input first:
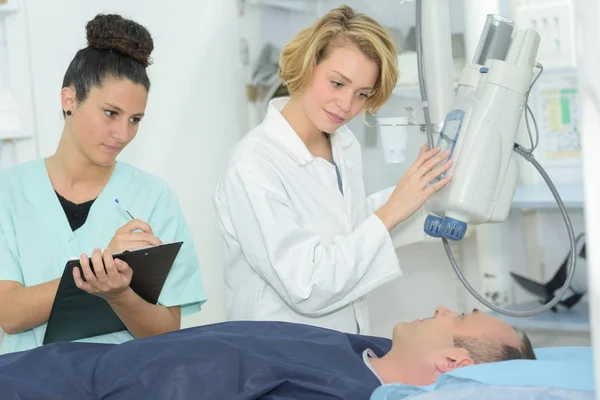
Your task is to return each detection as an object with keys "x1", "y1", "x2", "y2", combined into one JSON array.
[
  {"x1": 44, "y1": 241, "x2": 184, "y2": 345},
  {"x1": 73, "y1": 247, "x2": 134, "y2": 301}
]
